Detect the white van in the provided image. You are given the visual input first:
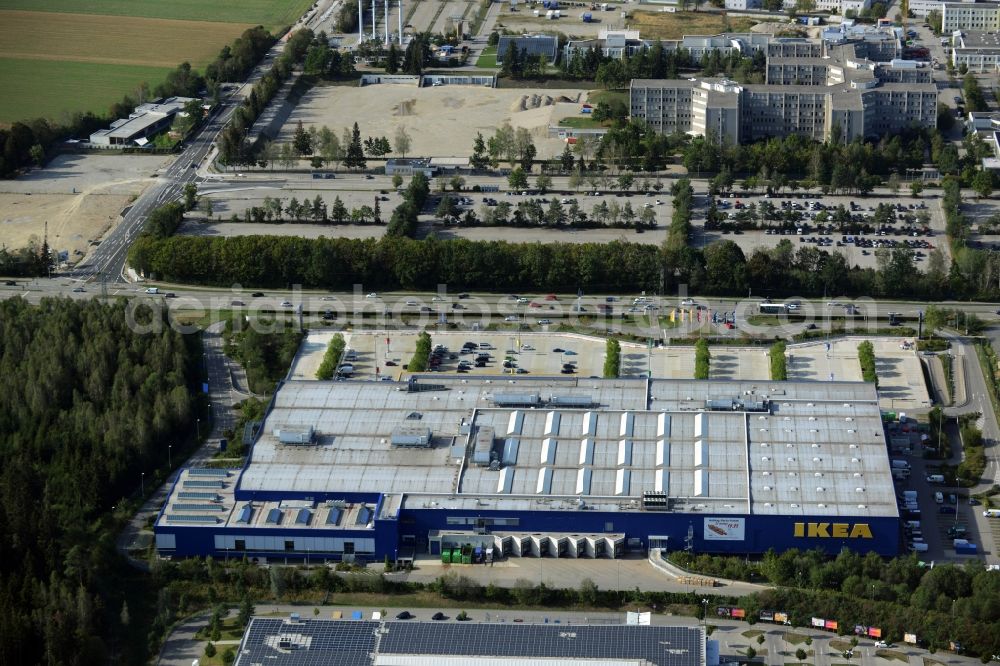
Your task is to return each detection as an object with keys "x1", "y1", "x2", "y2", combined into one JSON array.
[
  {"x1": 934, "y1": 491, "x2": 944, "y2": 504},
  {"x1": 926, "y1": 474, "x2": 945, "y2": 484},
  {"x1": 911, "y1": 542, "x2": 929, "y2": 552},
  {"x1": 145, "y1": 287, "x2": 159, "y2": 294}
]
